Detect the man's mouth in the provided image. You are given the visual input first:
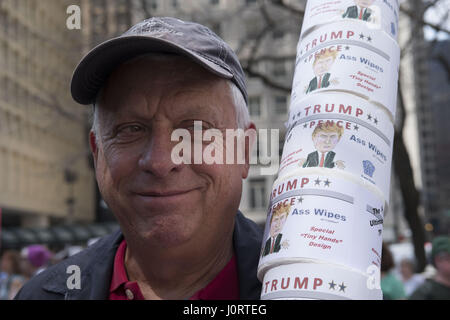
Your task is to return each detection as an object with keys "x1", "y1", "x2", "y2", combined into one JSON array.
[{"x1": 135, "y1": 188, "x2": 200, "y2": 198}]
